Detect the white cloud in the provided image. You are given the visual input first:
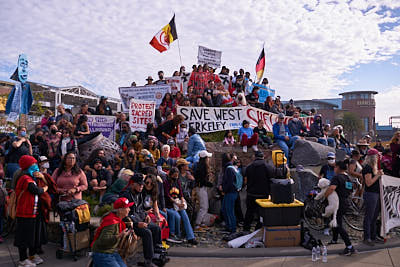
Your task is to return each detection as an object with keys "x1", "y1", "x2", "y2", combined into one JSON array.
[
  {"x1": 0, "y1": 0, "x2": 399, "y2": 110},
  {"x1": 375, "y1": 85, "x2": 400, "y2": 124}
]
